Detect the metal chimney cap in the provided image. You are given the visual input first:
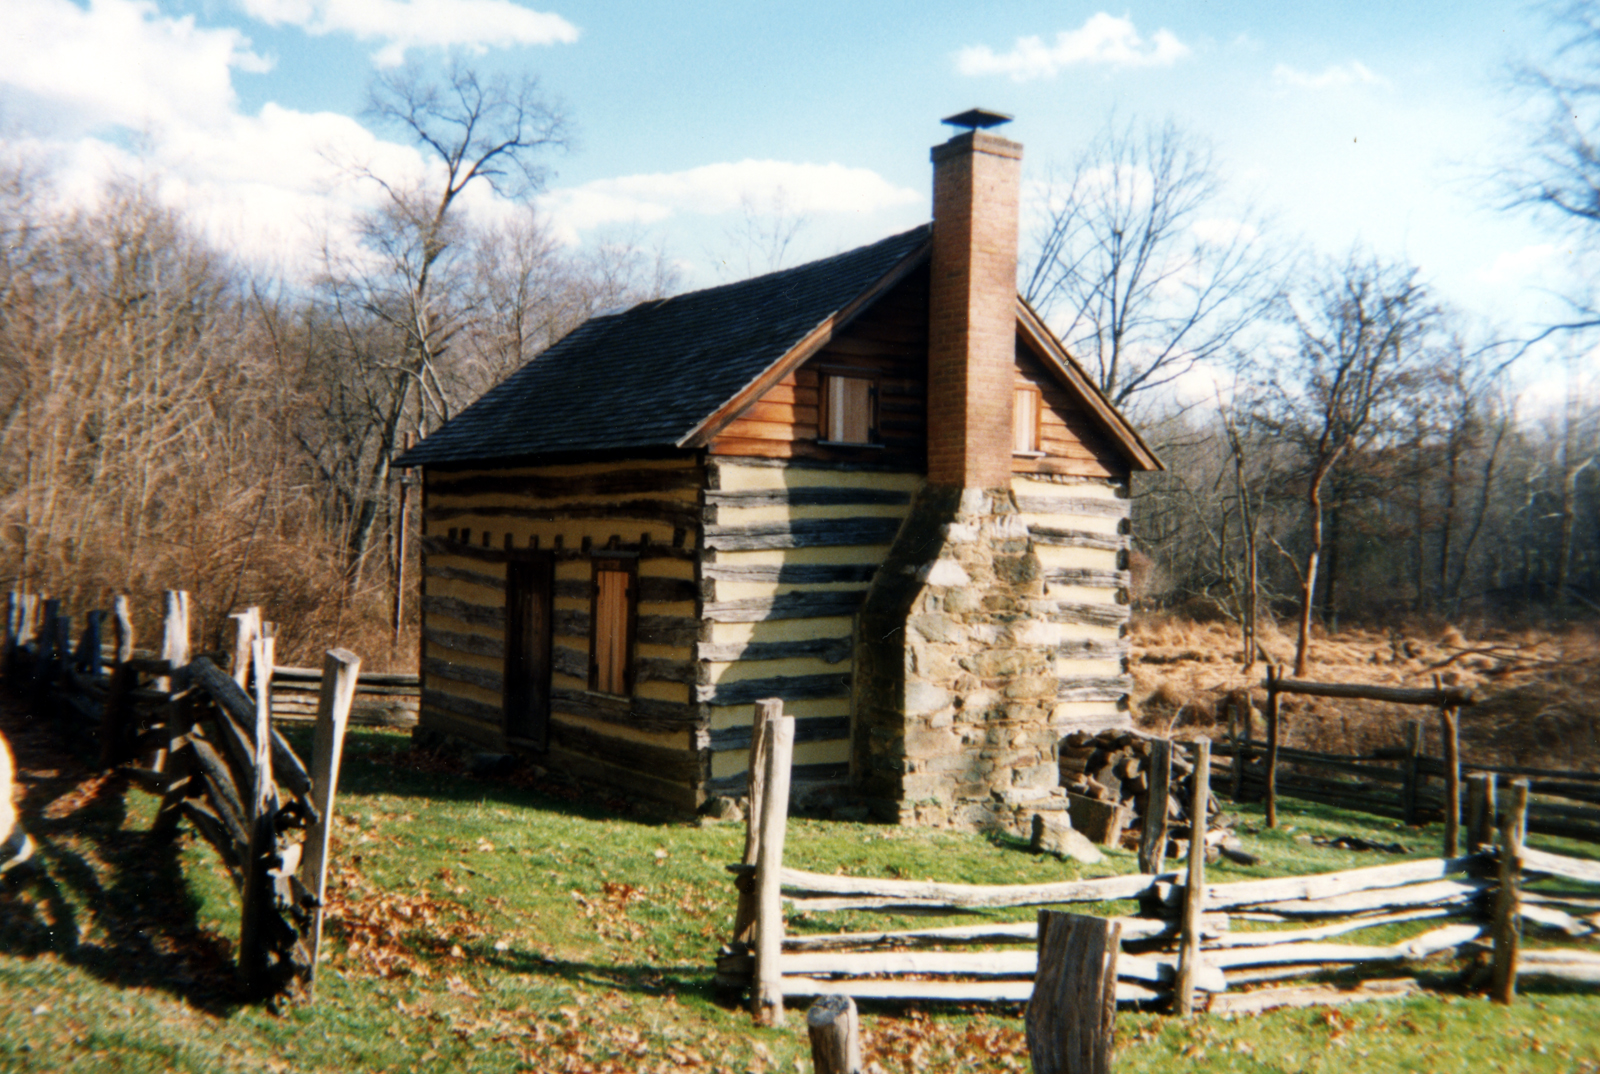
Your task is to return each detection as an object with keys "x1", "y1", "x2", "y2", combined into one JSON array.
[{"x1": 941, "y1": 108, "x2": 1013, "y2": 131}]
